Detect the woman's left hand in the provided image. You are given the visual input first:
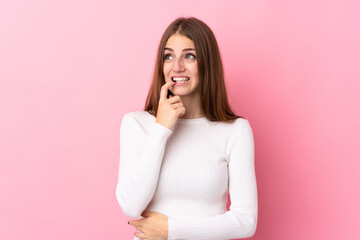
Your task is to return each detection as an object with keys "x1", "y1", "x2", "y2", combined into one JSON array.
[{"x1": 129, "y1": 210, "x2": 168, "y2": 240}]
